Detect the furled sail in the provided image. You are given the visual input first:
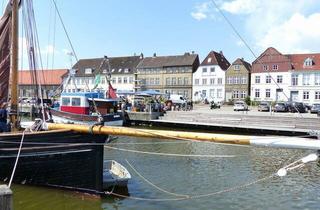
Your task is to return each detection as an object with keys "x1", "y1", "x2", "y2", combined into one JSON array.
[{"x1": 0, "y1": 3, "x2": 12, "y2": 104}]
